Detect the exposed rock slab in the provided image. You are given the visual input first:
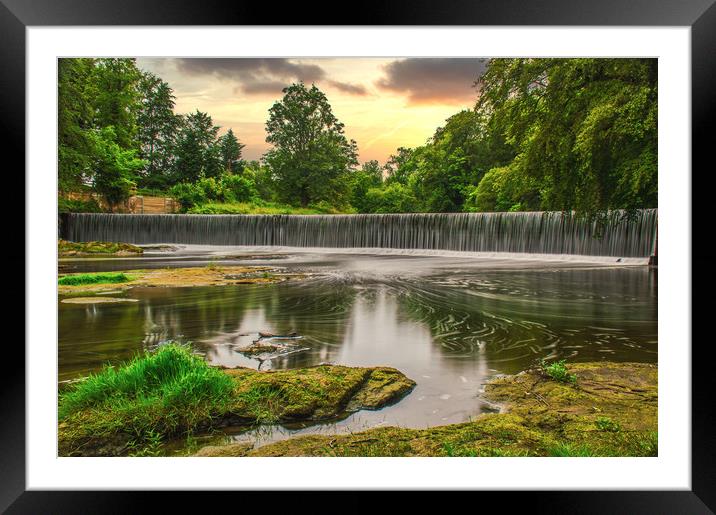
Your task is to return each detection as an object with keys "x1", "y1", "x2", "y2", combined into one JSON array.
[{"x1": 200, "y1": 362, "x2": 657, "y2": 457}]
